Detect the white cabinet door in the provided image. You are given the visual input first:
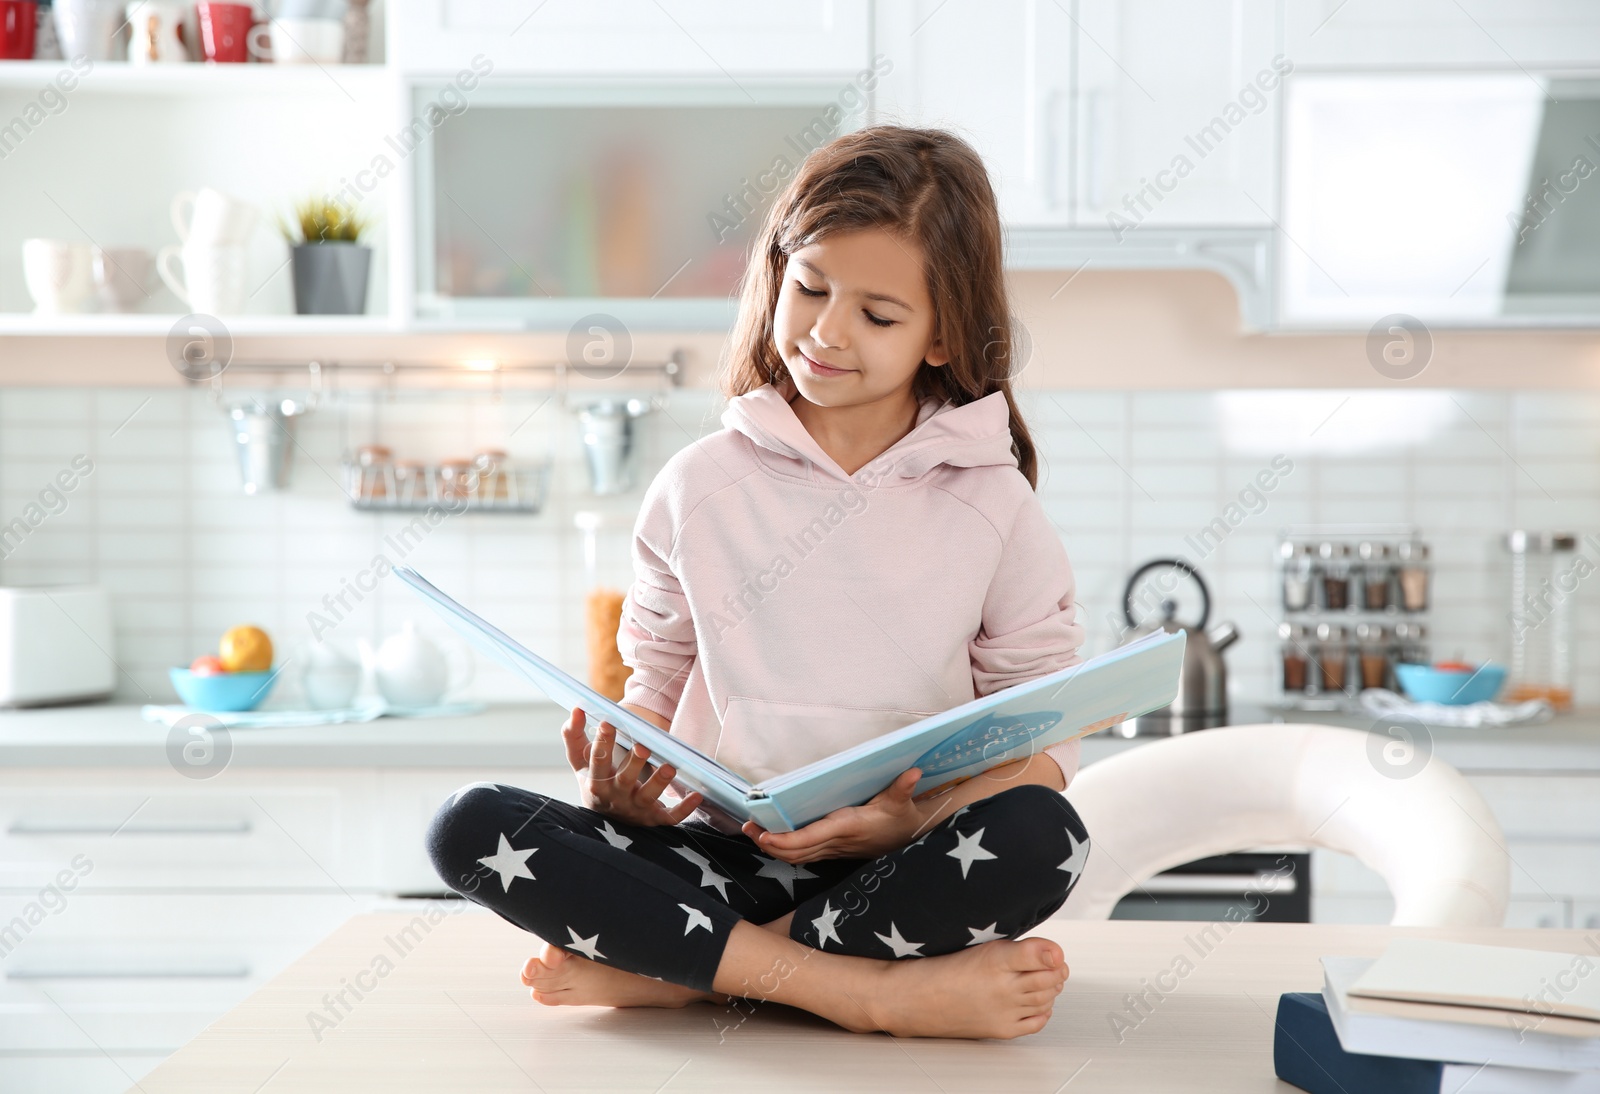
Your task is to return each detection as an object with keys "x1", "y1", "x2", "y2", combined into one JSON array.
[
  {"x1": 1285, "y1": 0, "x2": 1600, "y2": 67},
  {"x1": 389, "y1": 0, "x2": 872, "y2": 76},
  {"x1": 873, "y1": 0, "x2": 1067, "y2": 226},
  {"x1": 1072, "y1": 0, "x2": 1283, "y2": 228}
]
